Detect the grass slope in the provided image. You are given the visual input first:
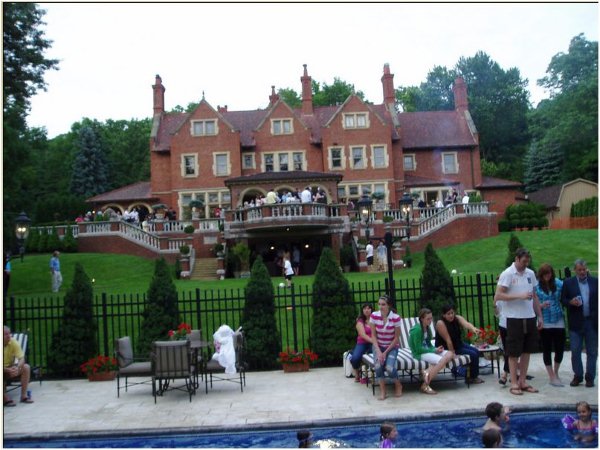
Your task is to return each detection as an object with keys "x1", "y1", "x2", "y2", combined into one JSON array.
[{"x1": 8, "y1": 230, "x2": 597, "y2": 297}]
